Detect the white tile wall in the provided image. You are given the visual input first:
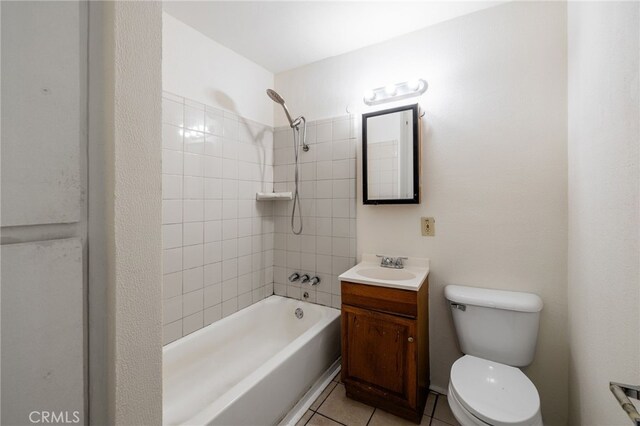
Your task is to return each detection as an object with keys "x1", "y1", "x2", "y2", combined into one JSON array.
[
  {"x1": 272, "y1": 116, "x2": 357, "y2": 309},
  {"x1": 162, "y1": 92, "x2": 275, "y2": 345}
]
